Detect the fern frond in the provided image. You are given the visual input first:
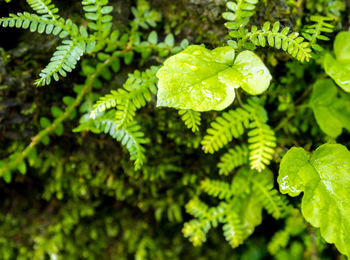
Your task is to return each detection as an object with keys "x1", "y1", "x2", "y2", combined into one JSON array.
[
  {"x1": 217, "y1": 145, "x2": 249, "y2": 175},
  {"x1": 223, "y1": 0, "x2": 259, "y2": 30},
  {"x1": 185, "y1": 198, "x2": 210, "y2": 219},
  {"x1": 252, "y1": 172, "x2": 288, "y2": 219},
  {"x1": 90, "y1": 90, "x2": 119, "y2": 118},
  {"x1": 26, "y1": 0, "x2": 59, "y2": 20},
  {"x1": 35, "y1": 40, "x2": 85, "y2": 86},
  {"x1": 0, "y1": 13, "x2": 67, "y2": 36},
  {"x1": 95, "y1": 112, "x2": 147, "y2": 170},
  {"x1": 182, "y1": 220, "x2": 210, "y2": 247},
  {"x1": 90, "y1": 67, "x2": 158, "y2": 127},
  {"x1": 244, "y1": 22, "x2": 312, "y2": 62},
  {"x1": 200, "y1": 179, "x2": 233, "y2": 200},
  {"x1": 222, "y1": 212, "x2": 245, "y2": 248},
  {"x1": 82, "y1": 0, "x2": 113, "y2": 34},
  {"x1": 268, "y1": 230, "x2": 290, "y2": 254},
  {"x1": 201, "y1": 108, "x2": 250, "y2": 153},
  {"x1": 248, "y1": 121, "x2": 276, "y2": 171},
  {"x1": 302, "y1": 15, "x2": 334, "y2": 51},
  {"x1": 179, "y1": 109, "x2": 201, "y2": 132}
]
